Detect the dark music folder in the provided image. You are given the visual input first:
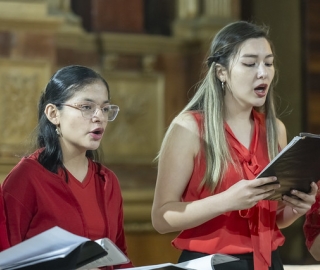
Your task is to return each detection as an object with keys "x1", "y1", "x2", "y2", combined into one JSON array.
[
  {"x1": 0, "y1": 226, "x2": 129, "y2": 270},
  {"x1": 257, "y1": 133, "x2": 320, "y2": 200},
  {"x1": 120, "y1": 253, "x2": 239, "y2": 269}
]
